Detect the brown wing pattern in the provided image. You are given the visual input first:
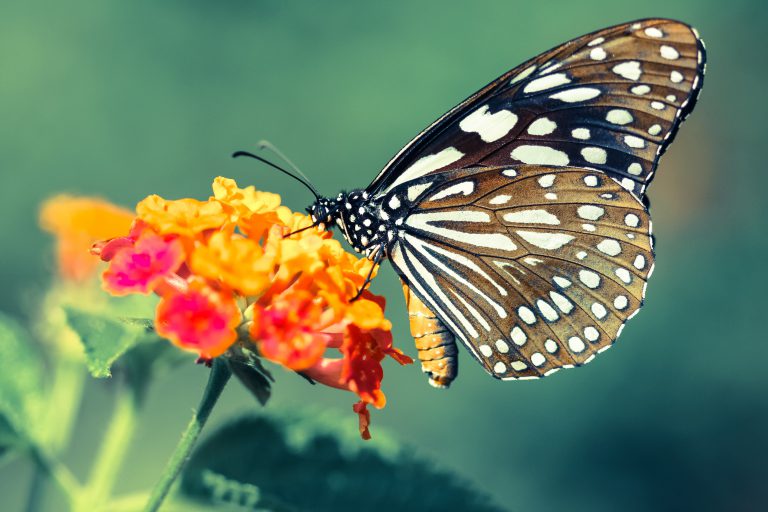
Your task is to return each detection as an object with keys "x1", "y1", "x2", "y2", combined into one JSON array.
[
  {"x1": 401, "y1": 281, "x2": 458, "y2": 388},
  {"x1": 369, "y1": 19, "x2": 705, "y2": 198},
  {"x1": 387, "y1": 165, "x2": 653, "y2": 379}
]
